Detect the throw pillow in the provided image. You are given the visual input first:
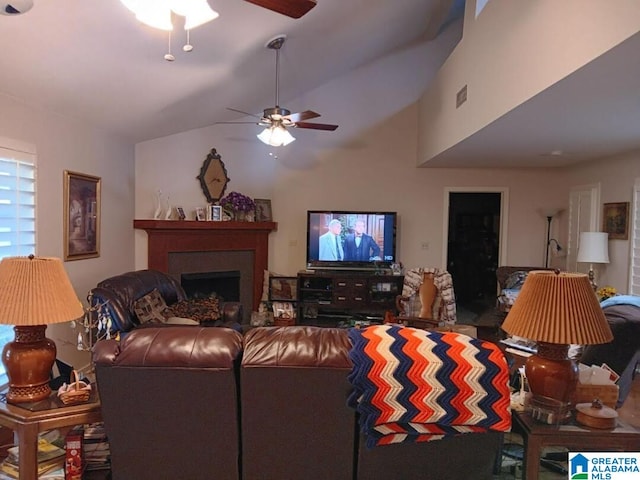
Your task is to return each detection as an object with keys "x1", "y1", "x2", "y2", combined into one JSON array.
[
  {"x1": 504, "y1": 271, "x2": 529, "y2": 290},
  {"x1": 133, "y1": 289, "x2": 169, "y2": 324},
  {"x1": 165, "y1": 297, "x2": 221, "y2": 323}
]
